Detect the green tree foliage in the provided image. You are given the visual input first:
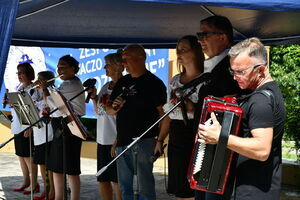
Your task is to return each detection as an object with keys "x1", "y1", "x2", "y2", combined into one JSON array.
[{"x1": 269, "y1": 45, "x2": 300, "y2": 159}]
